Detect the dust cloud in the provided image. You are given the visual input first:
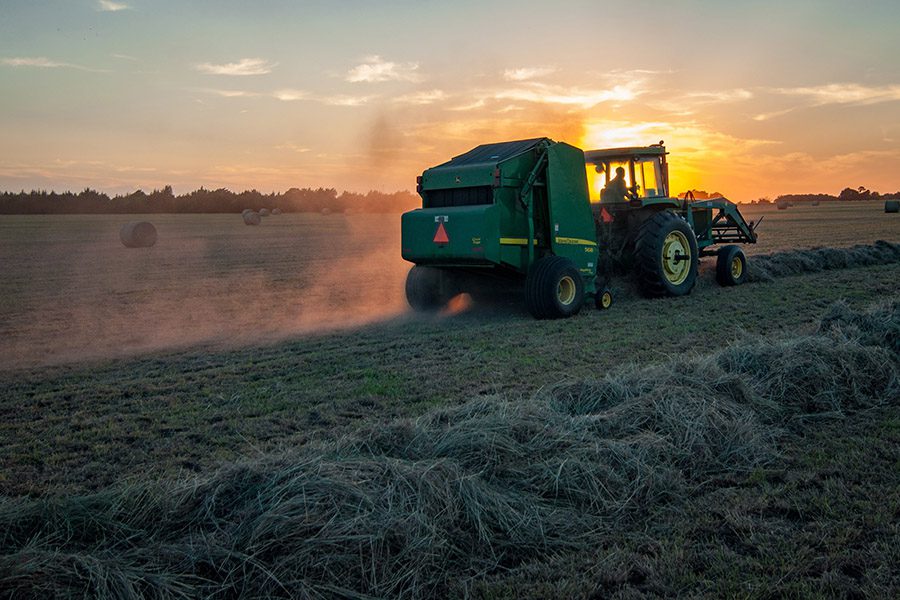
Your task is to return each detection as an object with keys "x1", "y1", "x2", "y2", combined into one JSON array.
[{"x1": 0, "y1": 213, "x2": 413, "y2": 370}]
